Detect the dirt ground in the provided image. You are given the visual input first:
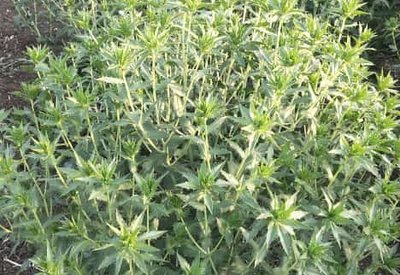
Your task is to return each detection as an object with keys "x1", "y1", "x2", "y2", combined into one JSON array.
[
  {"x1": 0, "y1": 0, "x2": 37, "y2": 109},
  {"x1": 0, "y1": 236, "x2": 35, "y2": 275}
]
